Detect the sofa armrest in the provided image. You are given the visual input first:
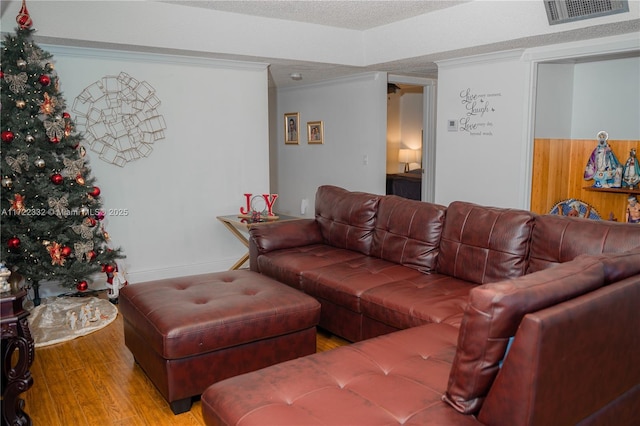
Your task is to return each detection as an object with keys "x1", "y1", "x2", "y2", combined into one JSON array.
[
  {"x1": 249, "y1": 219, "x2": 323, "y2": 254},
  {"x1": 478, "y1": 276, "x2": 640, "y2": 426}
]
